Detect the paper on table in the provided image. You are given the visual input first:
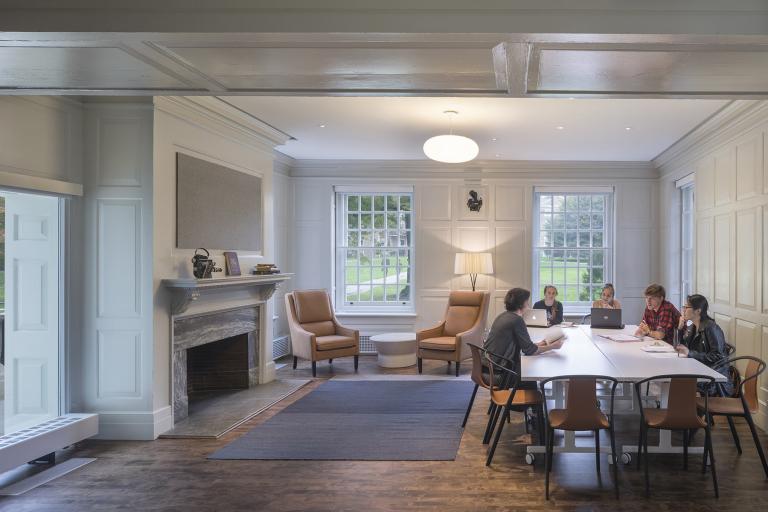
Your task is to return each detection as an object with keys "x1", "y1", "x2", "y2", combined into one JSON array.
[
  {"x1": 640, "y1": 343, "x2": 677, "y2": 353},
  {"x1": 601, "y1": 334, "x2": 640, "y2": 342}
]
